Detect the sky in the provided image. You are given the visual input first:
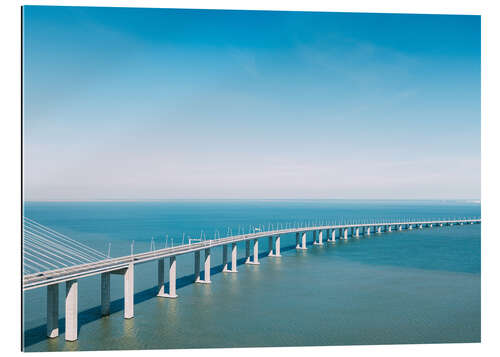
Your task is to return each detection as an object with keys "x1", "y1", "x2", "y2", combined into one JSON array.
[{"x1": 22, "y1": 6, "x2": 481, "y2": 200}]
